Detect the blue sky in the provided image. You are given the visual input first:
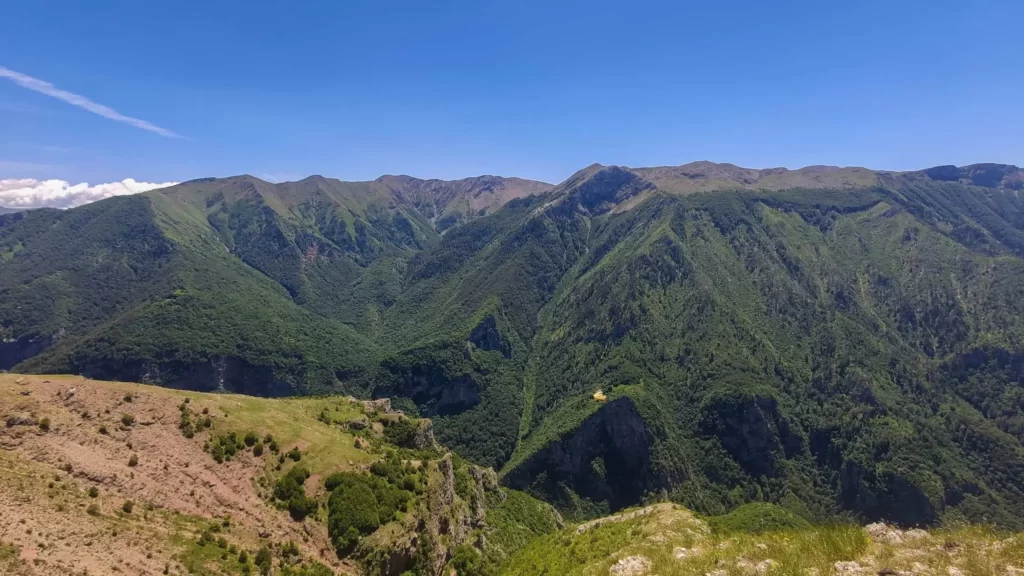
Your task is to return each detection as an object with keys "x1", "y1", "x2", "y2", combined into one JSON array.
[{"x1": 1, "y1": 0, "x2": 1022, "y2": 191}]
